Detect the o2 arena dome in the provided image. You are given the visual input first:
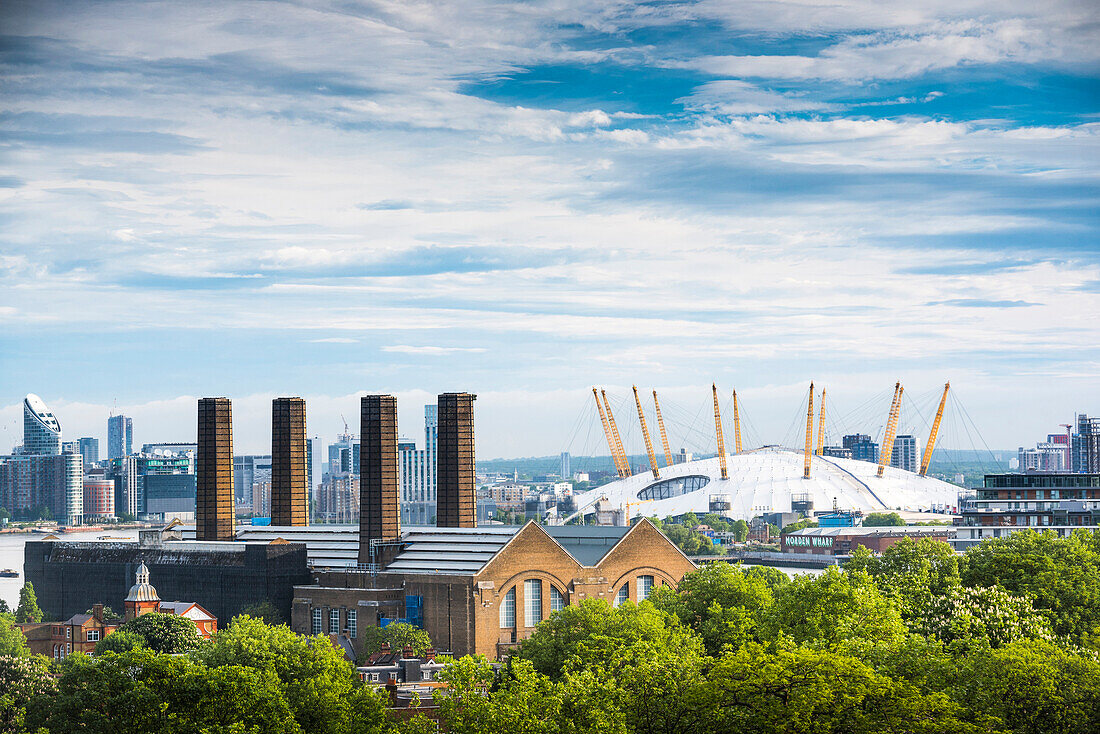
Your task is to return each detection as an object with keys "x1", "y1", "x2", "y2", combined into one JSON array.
[{"x1": 571, "y1": 446, "x2": 959, "y2": 522}]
